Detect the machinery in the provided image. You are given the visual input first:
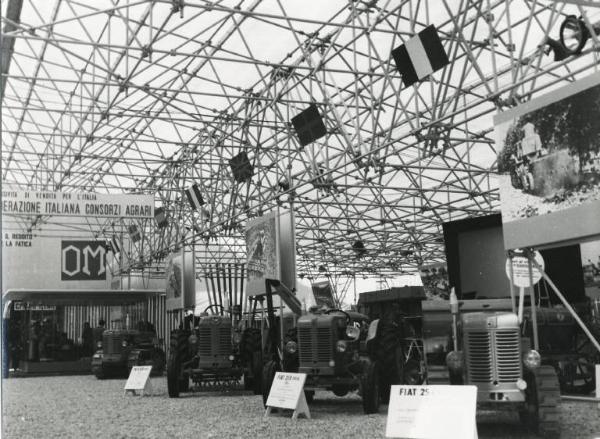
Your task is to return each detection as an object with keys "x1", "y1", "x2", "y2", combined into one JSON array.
[
  {"x1": 166, "y1": 304, "x2": 262, "y2": 397},
  {"x1": 357, "y1": 287, "x2": 427, "y2": 401},
  {"x1": 261, "y1": 308, "x2": 382, "y2": 414},
  {"x1": 425, "y1": 291, "x2": 561, "y2": 438},
  {"x1": 92, "y1": 328, "x2": 166, "y2": 379}
]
